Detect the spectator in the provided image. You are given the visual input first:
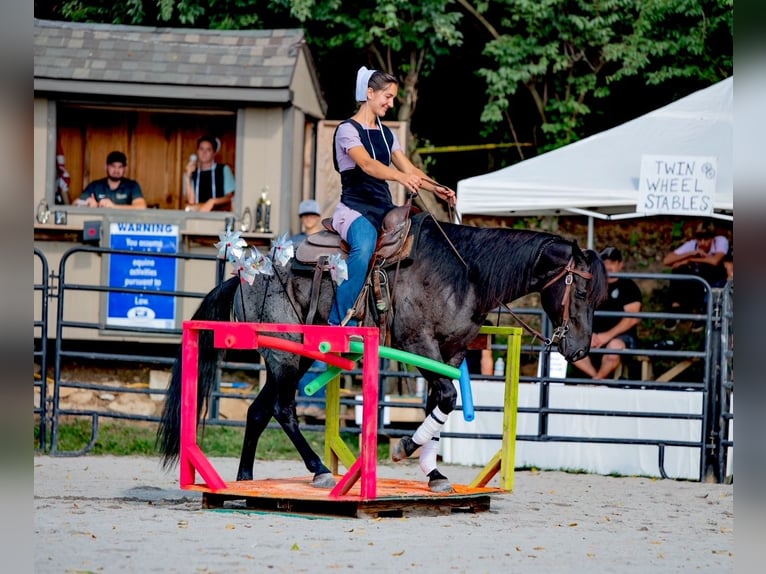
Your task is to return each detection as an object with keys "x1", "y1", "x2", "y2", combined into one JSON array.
[
  {"x1": 662, "y1": 221, "x2": 729, "y2": 330},
  {"x1": 183, "y1": 135, "x2": 235, "y2": 212},
  {"x1": 573, "y1": 247, "x2": 642, "y2": 380},
  {"x1": 724, "y1": 245, "x2": 734, "y2": 281},
  {"x1": 291, "y1": 199, "x2": 324, "y2": 245},
  {"x1": 74, "y1": 151, "x2": 146, "y2": 209},
  {"x1": 292, "y1": 199, "x2": 327, "y2": 419}
]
